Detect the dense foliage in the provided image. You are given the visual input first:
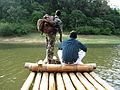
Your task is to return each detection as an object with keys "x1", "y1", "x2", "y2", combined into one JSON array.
[{"x1": 0, "y1": 0, "x2": 120, "y2": 36}]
